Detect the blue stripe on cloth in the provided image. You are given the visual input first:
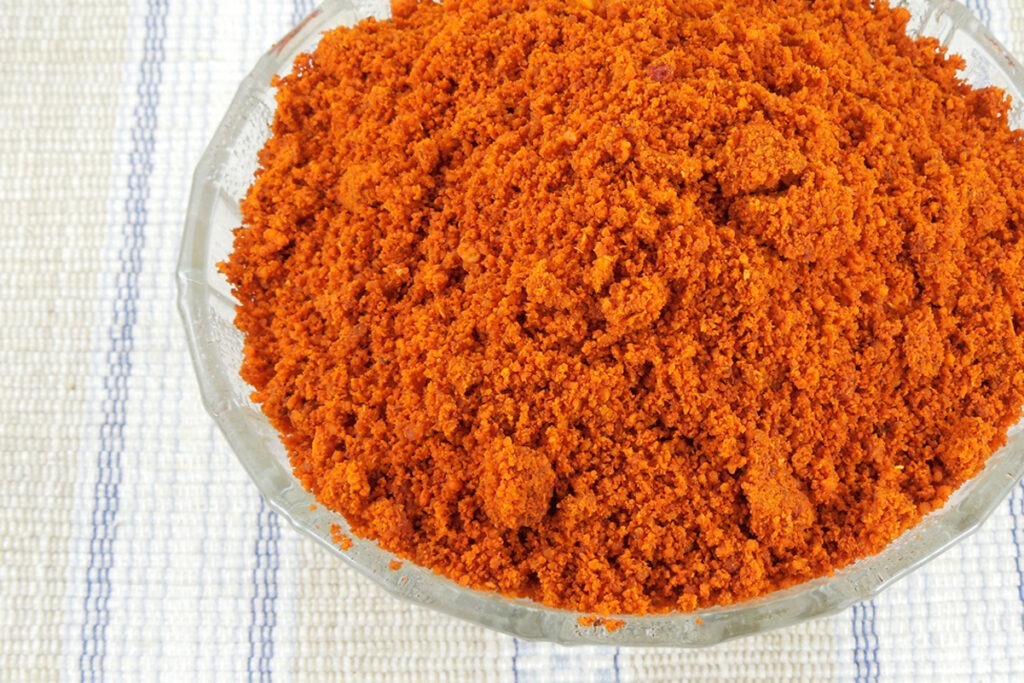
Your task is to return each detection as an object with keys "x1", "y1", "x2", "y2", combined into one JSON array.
[
  {"x1": 970, "y1": 0, "x2": 991, "y2": 26},
  {"x1": 78, "y1": 1, "x2": 168, "y2": 680},
  {"x1": 852, "y1": 599, "x2": 880, "y2": 683},
  {"x1": 244, "y1": 8, "x2": 315, "y2": 679},
  {"x1": 513, "y1": 639, "x2": 618, "y2": 681},
  {"x1": 1013, "y1": 484, "x2": 1024, "y2": 633},
  {"x1": 852, "y1": 602, "x2": 865, "y2": 682},
  {"x1": 512, "y1": 638, "x2": 520, "y2": 683},
  {"x1": 248, "y1": 498, "x2": 281, "y2": 682},
  {"x1": 292, "y1": 0, "x2": 316, "y2": 27}
]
